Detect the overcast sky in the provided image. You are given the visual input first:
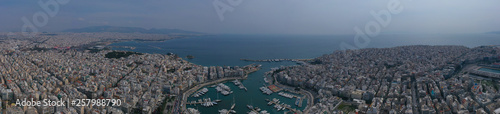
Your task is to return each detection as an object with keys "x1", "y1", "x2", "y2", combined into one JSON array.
[{"x1": 1, "y1": 0, "x2": 499, "y2": 34}]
